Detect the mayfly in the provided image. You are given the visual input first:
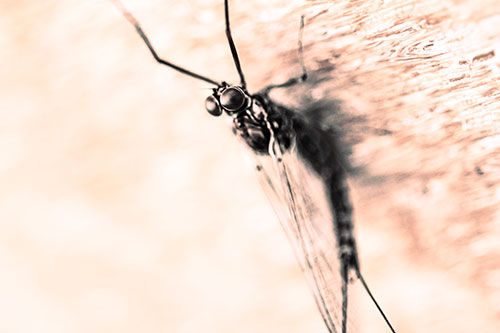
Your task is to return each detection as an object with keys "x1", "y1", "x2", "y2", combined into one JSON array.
[{"x1": 110, "y1": 1, "x2": 397, "y2": 332}]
